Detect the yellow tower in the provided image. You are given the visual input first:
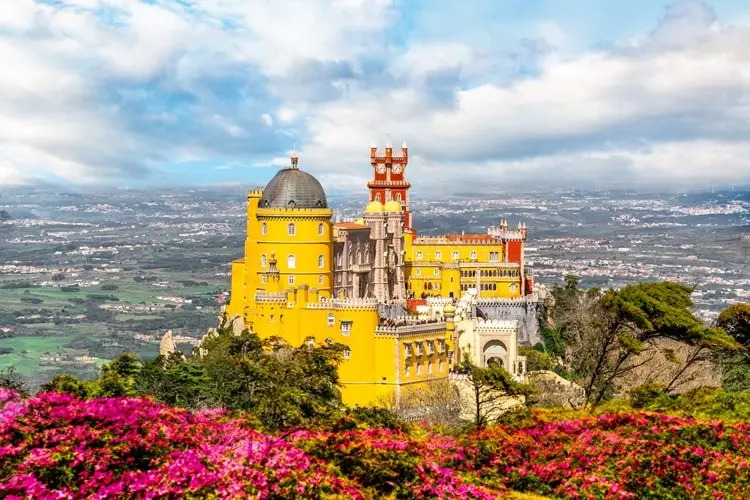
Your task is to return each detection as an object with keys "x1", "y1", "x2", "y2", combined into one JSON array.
[{"x1": 227, "y1": 153, "x2": 334, "y2": 322}]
